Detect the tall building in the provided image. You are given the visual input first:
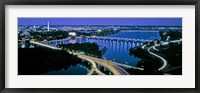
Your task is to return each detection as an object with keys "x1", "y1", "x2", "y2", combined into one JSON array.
[
  {"x1": 47, "y1": 21, "x2": 50, "y2": 31},
  {"x1": 33, "y1": 25, "x2": 36, "y2": 31}
]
